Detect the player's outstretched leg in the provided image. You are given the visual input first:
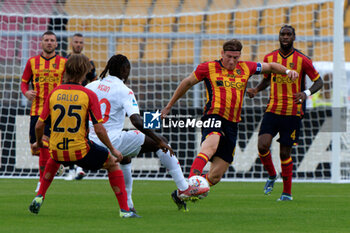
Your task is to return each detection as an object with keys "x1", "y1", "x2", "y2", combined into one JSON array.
[
  {"x1": 29, "y1": 195, "x2": 44, "y2": 214},
  {"x1": 171, "y1": 190, "x2": 188, "y2": 212}
]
